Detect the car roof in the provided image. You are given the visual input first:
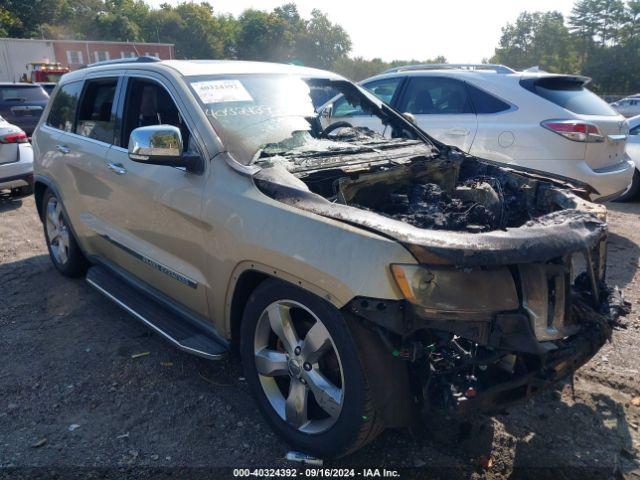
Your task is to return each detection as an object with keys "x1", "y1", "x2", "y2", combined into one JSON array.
[
  {"x1": 365, "y1": 68, "x2": 589, "y2": 81},
  {"x1": 61, "y1": 59, "x2": 345, "y2": 83},
  {"x1": 0, "y1": 82, "x2": 44, "y2": 87}
]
